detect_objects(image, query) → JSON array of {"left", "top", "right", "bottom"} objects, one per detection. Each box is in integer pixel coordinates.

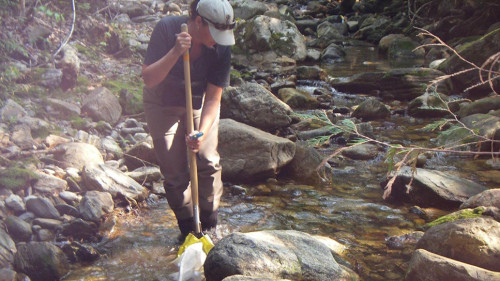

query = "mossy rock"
[
  {"left": 423, "top": 207, "right": 485, "bottom": 230},
  {"left": 103, "top": 78, "right": 143, "bottom": 115},
  {"left": 0, "top": 167, "right": 39, "bottom": 191}
]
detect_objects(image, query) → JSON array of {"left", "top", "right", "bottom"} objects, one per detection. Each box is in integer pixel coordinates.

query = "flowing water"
[{"left": 63, "top": 46, "right": 498, "bottom": 281}]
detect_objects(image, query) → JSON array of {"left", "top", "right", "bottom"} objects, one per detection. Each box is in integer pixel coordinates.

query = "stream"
[{"left": 63, "top": 45, "right": 497, "bottom": 281}]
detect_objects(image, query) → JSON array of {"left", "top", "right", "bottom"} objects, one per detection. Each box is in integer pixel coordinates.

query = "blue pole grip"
[{"left": 190, "top": 132, "right": 204, "bottom": 140}]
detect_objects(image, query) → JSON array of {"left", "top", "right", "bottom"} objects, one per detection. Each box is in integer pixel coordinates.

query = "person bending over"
[{"left": 141, "top": 0, "right": 235, "bottom": 240}]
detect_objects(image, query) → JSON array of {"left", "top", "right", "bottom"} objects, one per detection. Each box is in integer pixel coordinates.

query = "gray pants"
[{"left": 143, "top": 101, "right": 223, "bottom": 222}]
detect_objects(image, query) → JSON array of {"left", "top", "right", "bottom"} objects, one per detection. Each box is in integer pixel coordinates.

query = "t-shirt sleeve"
[
  {"left": 207, "top": 45, "right": 231, "bottom": 88},
  {"left": 144, "top": 19, "right": 173, "bottom": 66}
]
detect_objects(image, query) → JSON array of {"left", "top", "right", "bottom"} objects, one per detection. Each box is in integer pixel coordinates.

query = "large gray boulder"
[
  {"left": 81, "top": 87, "right": 122, "bottom": 125},
  {"left": 230, "top": 0, "right": 267, "bottom": 20},
  {"left": 52, "top": 142, "right": 104, "bottom": 170},
  {"left": 439, "top": 28, "right": 500, "bottom": 98},
  {"left": 437, "top": 114, "right": 500, "bottom": 152},
  {"left": 45, "top": 97, "right": 81, "bottom": 119},
  {"left": 314, "top": 21, "right": 346, "bottom": 48},
  {"left": 14, "top": 241, "right": 70, "bottom": 281},
  {"left": 385, "top": 167, "right": 488, "bottom": 208},
  {"left": 204, "top": 230, "right": 357, "bottom": 281},
  {"left": 461, "top": 188, "right": 500, "bottom": 209},
  {"left": 351, "top": 98, "right": 390, "bottom": 120},
  {"left": 277, "top": 88, "right": 319, "bottom": 109},
  {"left": 320, "top": 43, "right": 346, "bottom": 62},
  {"left": 405, "top": 249, "right": 500, "bottom": 281},
  {"left": 219, "top": 119, "right": 295, "bottom": 182},
  {"left": 386, "top": 36, "right": 425, "bottom": 59},
  {"left": 416, "top": 217, "right": 500, "bottom": 271},
  {"left": 78, "top": 190, "right": 114, "bottom": 222},
  {"left": 33, "top": 171, "right": 68, "bottom": 194},
  {"left": 235, "top": 15, "right": 307, "bottom": 61},
  {"left": 280, "top": 142, "right": 332, "bottom": 184},
  {"left": 457, "top": 96, "right": 500, "bottom": 118},
  {"left": 123, "top": 140, "right": 158, "bottom": 171},
  {"left": 82, "top": 163, "right": 148, "bottom": 201},
  {"left": 221, "top": 82, "right": 292, "bottom": 131},
  {"left": 353, "top": 15, "right": 391, "bottom": 43}
]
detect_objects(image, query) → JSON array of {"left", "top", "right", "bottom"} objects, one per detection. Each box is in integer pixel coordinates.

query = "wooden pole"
[{"left": 181, "top": 23, "right": 202, "bottom": 235}]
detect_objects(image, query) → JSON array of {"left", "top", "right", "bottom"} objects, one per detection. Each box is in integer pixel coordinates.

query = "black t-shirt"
[{"left": 144, "top": 16, "right": 231, "bottom": 109}]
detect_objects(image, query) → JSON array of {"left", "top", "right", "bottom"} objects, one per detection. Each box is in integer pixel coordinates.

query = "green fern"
[
  {"left": 306, "top": 125, "right": 344, "bottom": 147},
  {"left": 307, "top": 135, "right": 332, "bottom": 147},
  {"left": 385, "top": 144, "right": 403, "bottom": 173},
  {"left": 420, "top": 119, "right": 451, "bottom": 132},
  {"left": 346, "top": 137, "right": 369, "bottom": 146},
  {"left": 339, "top": 119, "right": 357, "bottom": 133}
]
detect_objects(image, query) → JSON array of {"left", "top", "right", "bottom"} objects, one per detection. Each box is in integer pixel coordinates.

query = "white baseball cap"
[{"left": 197, "top": 0, "right": 235, "bottom": 46}]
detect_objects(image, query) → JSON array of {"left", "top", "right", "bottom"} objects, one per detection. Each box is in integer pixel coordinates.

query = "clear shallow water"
[{"left": 63, "top": 46, "right": 498, "bottom": 281}]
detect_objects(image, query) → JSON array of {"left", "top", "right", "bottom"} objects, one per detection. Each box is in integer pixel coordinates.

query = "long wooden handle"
[{"left": 181, "top": 23, "right": 201, "bottom": 234}]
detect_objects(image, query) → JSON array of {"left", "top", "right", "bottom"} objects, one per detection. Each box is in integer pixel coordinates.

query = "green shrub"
[{"left": 0, "top": 167, "right": 39, "bottom": 191}]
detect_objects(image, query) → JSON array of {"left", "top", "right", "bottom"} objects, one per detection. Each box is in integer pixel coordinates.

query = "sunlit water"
[{"left": 63, "top": 46, "right": 498, "bottom": 281}]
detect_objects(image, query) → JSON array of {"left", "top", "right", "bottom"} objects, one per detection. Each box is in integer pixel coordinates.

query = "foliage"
[
  {"left": 0, "top": 167, "right": 39, "bottom": 191},
  {"left": 0, "top": 32, "right": 28, "bottom": 63},
  {"left": 0, "top": 0, "right": 19, "bottom": 17},
  {"left": 70, "top": 116, "right": 89, "bottom": 130},
  {"left": 36, "top": 4, "right": 65, "bottom": 22},
  {"left": 292, "top": 112, "right": 367, "bottom": 147},
  {"left": 103, "top": 76, "right": 144, "bottom": 115}
]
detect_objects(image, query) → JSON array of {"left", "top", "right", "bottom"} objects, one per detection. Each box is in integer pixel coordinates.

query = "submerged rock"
[
  {"left": 280, "top": 141, "right": 332, "bottom": 184},
  {"left": 341, "top": 143, "right": 380, "bottom": 160},
  {"left": 385, "top": 231, "right": 424, "bottom": 249},
  {"left": 331, "top": 68, "right": 449, "bottom": 101},
  {"left": 384, "top": 167, "right": 488, "bottom": 208},
  {"left": 351, "top": 98, "right": 390, "bottom": 120}
]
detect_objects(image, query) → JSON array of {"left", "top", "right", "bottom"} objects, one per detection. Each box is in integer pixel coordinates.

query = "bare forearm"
[
  {"left": 199, "top": 100, "right": 220, "bottom": 135},
  {"left": 199, "top": 84, "right": 223, "bottom": 135}
]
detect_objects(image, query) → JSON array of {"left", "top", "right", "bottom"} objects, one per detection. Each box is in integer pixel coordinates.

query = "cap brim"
[{"left": 208, "top": 24, "right": 235, "bottom": 46}]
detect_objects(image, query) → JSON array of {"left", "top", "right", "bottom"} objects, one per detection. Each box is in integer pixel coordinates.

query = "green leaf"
[
  {"left": 306, "top": 135, "right": 331, "bottom": 147},
  {"left": 340, "top": 119, "right": 357, "bottom": 132},
  {"left": 421, "top": 119, "right": 450, "bottom": 132},
  {"left": 347, "top": 138, "right": 369, "bottom": 146},
  {"left": 385, "top": 148, "right": 397, "bottom": 173}
]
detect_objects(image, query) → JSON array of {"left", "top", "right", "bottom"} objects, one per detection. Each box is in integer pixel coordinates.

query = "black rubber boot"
[
  {"left": 177, "top": 217, "right": 194, "bottom": 242},
  {"left": 200, "top": 210, "right": 218, "bottom": 232}
]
